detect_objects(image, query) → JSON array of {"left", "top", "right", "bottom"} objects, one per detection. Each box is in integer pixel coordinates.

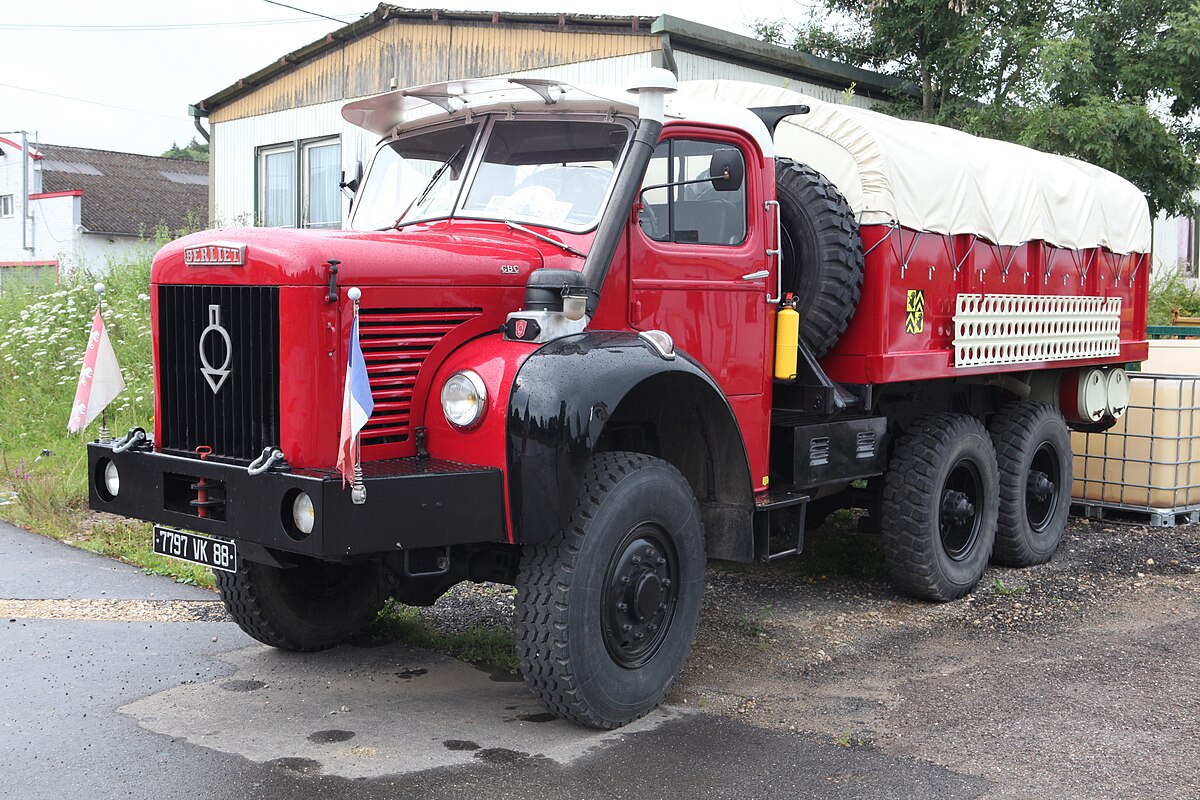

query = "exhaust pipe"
[{"left": 580, "top": 68, "right": 677, "bottom": 314}]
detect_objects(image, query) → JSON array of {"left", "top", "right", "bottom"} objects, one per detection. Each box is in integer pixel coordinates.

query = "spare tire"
[{"left": 775, "top": 159, "right": 864, "bottom": 357}]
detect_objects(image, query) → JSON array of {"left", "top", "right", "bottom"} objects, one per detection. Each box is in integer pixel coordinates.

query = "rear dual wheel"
[
  {"left": 882, "top": 414, "right": 999, "bottom": 602},
  {"left": 988, "top": 401, "right": 1072, "bottom": 567}
]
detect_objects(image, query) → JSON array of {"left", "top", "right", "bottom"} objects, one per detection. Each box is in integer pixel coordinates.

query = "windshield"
[
  {"left": 350, "top": 123, "right": 479, "bottom": 231},
  {"left": 350, "top": 116, "right": 631, "bottom": 232}
]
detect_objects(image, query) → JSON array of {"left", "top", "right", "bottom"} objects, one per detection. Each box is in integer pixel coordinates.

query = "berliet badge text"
[{"left": 184, "top": 243, "right": 247, "bottom": 267}]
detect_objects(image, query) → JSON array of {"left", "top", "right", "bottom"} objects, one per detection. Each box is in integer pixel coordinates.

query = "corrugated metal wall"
[{"left": 210, "top": 19, "right": 658, "bottom": 123}]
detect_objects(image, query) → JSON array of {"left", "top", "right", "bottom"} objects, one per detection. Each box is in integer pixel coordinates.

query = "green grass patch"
[
  {"left": 1148, "top": 270, "right": 1200, "bottom": 327},
  {"left": 363, "top": 600, "right": 519, "bottom": 673},
  {"left": 0, "top": 243, "right": 209, "bottom": 588}
]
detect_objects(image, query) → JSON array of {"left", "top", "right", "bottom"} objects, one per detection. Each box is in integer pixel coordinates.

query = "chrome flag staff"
[
  {"left": 337, "top": 287, "right": 374, "bottom": 504},
  {"left": 68, "top": 282, "right": 125, "bottom": 437}
]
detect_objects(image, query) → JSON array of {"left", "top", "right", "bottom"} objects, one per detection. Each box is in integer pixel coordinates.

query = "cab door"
[{"left": 628, "top": 130, "right": 772, "bottom": 399}]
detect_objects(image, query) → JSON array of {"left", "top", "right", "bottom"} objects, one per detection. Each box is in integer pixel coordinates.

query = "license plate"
[{"left": 153, "top": 526, "right": 237, "bottom": 572}]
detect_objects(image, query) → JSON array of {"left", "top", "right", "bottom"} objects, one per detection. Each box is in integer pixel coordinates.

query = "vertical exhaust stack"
[{"left": 580, "top": 68, "right": 678, "bottom": 313}]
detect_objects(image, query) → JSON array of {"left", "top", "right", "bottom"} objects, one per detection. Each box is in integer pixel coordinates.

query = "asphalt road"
[{"left": 0, "top": 521, "right": 983, "bottom": 800}]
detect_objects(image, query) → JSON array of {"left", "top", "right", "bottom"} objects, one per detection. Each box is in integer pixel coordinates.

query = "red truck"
[{"left": 88, "top": 70, "right": 1149, "bottom": 729}]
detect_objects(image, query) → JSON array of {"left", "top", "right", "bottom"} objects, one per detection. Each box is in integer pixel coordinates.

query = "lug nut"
[
  {"left": 656, "top": 557, "right": 666, "bottom": 565},
  {"left": 648, "top": 624, "right": 658, "bottom": 632},
  {"left": 662, "top": 578, "right": 671, "bottom": 587},
  {"left": 622, "top": 624, "right": 632, "bottom": 632},
  {"left": 632, "top": 556, "right": 642, "bottom": 565},
  {"left": 634, "top": 632, "right": 645, "bottom": 640},
  {"left": 616, "top": 602, "right": 628, "bottom": 611},
  {"left": 621, "top": 576, "right": 631, "bottom": 585}
]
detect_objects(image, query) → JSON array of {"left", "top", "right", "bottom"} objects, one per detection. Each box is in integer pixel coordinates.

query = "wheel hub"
[
  {"left": 939, "top": 459, "right": 983, "bottom": 561},
  {"left": 1026, "top": 443, "right": 1062, "bottom": 532},
  {"left": 603, "top": 529, "right": 677, "bottom": 668}
]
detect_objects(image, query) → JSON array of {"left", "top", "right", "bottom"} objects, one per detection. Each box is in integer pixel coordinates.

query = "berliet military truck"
[{"left": 88, "top": 70, "right": 1149, "bottom": 728}]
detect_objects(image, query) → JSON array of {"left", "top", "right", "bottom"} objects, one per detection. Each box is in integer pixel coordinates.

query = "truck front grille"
[
  {"left": 157, "top": 285, "right": 280, "bottom": 462},
  {"left": 358, "top": 307, "right": 481, "bottom": 446}
]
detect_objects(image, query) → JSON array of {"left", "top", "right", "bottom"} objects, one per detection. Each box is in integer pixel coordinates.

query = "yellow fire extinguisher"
[{"left": 774, "top": 293, "right": 800, "bottom": 381}]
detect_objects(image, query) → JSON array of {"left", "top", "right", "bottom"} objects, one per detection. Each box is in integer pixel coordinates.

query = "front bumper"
[{"left": 87, "top": 442, "right": 505, "bottom": 560}]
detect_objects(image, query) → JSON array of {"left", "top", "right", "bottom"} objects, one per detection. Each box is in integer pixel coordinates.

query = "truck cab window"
[
  {"left": 640, "top": 139, "right": 747, "bottom": 246},
  {"left": 460, "top": 119, "right": 629, "bottom": 229},
  {"left": 350, "top": 123, "right": 479, "bottom": 231}
]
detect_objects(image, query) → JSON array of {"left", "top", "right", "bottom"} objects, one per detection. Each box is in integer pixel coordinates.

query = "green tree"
[
  {"left": 161, "top": 137, "right": 209, "bottom": 162},
  {"left": 757, "top": 1, "right": 1200, "bottom": 216}
]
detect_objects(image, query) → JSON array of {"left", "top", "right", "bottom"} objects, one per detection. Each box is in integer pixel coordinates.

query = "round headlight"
[
  {"left": 441, "top": 370, "right": 487, "bottom": 429},
  {"left": 103, "top": 460, "right": 120, "bottom": 497},
  {"left": 291, "top": 492, "right": 315, "bottom": 535}
]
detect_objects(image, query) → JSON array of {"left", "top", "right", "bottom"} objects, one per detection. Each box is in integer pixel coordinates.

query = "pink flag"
[{"left": 68, "top": 308, "right": 125, "bottom": 433}]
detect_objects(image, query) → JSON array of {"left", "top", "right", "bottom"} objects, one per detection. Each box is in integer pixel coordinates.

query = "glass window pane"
[
  {"left": 460, "top": 119, "right": 629, "bottom": 229},
  {"left": 261, "top": 149, "right": 296, "bottom": 227},
  {"left": 305, "top": 142, "right": 341, "bottom": 229}
]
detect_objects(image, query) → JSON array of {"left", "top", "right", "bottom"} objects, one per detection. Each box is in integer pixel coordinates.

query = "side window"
[{"left": 640, "top": 139, "right": 747, "bottom": 246}]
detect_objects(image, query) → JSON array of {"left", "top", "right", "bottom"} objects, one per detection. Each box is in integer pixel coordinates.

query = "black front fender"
[{"left": 506, "top": 331, "right": 753, "bottom": 550}]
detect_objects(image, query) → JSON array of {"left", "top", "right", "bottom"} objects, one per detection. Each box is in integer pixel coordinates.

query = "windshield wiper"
[
  {"left": 505, "top": 221, "right": 588, "bottom": 258},
  {"left": 392, "top": 145, "right": 465, "bottom": 228}
]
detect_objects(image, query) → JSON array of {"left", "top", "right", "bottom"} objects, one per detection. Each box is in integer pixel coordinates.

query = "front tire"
[
  {"left": 515, "top": 452, "right": 706, "bottom": 729},
  {"left": 988, "top": 401, "right": 1072, "bottom": 567},
  {"left": 881, "top": 414, "right": 999, "bottom": 602},
  {"left": 217, "top": 555, "right": 385, "bottom": 651}
]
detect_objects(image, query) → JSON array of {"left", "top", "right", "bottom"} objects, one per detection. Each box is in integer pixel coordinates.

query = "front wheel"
[
  {"left": 515, "top": 452, "right": 706, "bottom": 729},
  {"left": 217, "top": 554, "right": 384, "bottom": 651}
]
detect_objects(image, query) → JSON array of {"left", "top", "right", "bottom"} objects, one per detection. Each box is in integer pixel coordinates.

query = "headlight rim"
[{"left": 441, "top": 369, "right": 488, "bottom": 430}]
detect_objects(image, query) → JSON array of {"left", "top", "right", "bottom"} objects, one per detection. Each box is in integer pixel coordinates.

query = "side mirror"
[
  {"left": 340, "top": 160, "right": 363, "bottom": 194},
  {"left": 709, "top": 149, "right": 744, "bottom": 192}
]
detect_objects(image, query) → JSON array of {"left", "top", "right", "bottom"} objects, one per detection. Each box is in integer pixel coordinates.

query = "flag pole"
[
  {"left": 94, "top": 282, "right": 109, "bottom": 441},
  {"left": 349, "top": 287, "right": 366, "bottom": 506}
]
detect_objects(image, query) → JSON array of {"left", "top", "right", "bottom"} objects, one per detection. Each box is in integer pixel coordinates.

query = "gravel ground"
[
  {"left": 14, "top": 512, "right": 1191, "bottom": 797},
  {"left": 397, "top": 512, "right": 1200, "bottom": 799}
]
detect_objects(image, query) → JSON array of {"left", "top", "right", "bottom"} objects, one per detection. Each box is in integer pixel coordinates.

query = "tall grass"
[{"left": 0, "top": 245, "right": 211, "bottom": 584}]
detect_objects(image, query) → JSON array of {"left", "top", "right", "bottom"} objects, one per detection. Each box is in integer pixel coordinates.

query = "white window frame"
[
  {"left": 257, "top": 144, "right": 298, "bottom": 228},
  {"left": 256, "top": 137, "right": 342, "bottom": 229},
  {"left": 0, "top": 195, "right": 13, "bottom": 219},
  {"left": 301, "top": 138, "right": 342, "bottom": 229}
]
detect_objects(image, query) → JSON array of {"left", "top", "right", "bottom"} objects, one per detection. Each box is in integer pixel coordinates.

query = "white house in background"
[
  {"left": 190, "top": 5, "right": 910, "bottom": 230},
  {"left": 0, "top": 136, "right": 208, "bottom": 287},
  {"left": 1152, "top": 206, "right": 1200, "bottom": 281}
]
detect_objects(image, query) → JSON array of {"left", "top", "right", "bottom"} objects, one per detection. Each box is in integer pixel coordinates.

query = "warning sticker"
[{"left": 905, "top": 289, "right": 924, "bottom": 334}]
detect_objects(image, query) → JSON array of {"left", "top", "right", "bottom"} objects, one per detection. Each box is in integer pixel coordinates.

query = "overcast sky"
[{"left": 1, "top": 1, "right": 800, "bottom": 156}]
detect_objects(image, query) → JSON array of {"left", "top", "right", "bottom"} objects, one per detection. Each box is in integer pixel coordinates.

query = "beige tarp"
[{"left": 677, "top": 81, "right": 1152, "bottom": 255}]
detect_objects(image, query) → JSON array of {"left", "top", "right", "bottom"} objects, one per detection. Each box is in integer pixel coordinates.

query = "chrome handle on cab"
[
  {"left": 741, "top": 269, "right": 769, "bottom": 281},
  {"left": 764, "top": 199, "right": 783, "bottom": 304}
]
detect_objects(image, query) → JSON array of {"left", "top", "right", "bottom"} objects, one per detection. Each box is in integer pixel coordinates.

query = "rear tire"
[
  {"left": 217, "top": 555, "right": 384, "bottom": 651},
  {"left": 775, "top": 160, "right": 864, "bottom": 357},
  {"left": 988, "top": 402, "right": 1072, "bottom": 567},
  {"left": 881, "top": 414, "right": 998, "bottom": 601},
  {"left": 515, "top": 452, "right": 705, "bottom": 729}
]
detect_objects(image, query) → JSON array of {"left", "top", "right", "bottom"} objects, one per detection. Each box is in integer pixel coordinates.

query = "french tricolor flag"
[{"left": 336, "top": 306, "right": 374, "bottom": 487}]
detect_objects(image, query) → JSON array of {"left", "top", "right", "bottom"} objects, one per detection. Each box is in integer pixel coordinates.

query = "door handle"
[{"left": 741, "top": 269, "right": 769, "bottom": 281}]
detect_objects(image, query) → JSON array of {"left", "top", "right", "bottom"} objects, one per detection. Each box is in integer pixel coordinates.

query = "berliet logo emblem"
[{"left": 198, "top": 304, "right": 232, "bottom": 394}]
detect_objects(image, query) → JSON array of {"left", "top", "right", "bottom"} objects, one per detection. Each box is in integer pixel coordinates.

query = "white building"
[
  {"left": 1152, "top": 208, "right": 1200, "bottom": 280},
  {"left": 192, "top": 6, "right": 909, "bottom": 229},
  {"left": 0, "top": 136, "right": 208, "bottom": 288}
]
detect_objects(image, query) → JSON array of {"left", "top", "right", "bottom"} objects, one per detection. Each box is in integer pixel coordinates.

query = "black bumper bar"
[{"left": 87, "top": 442, "right": 505, "bottom": 561}]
